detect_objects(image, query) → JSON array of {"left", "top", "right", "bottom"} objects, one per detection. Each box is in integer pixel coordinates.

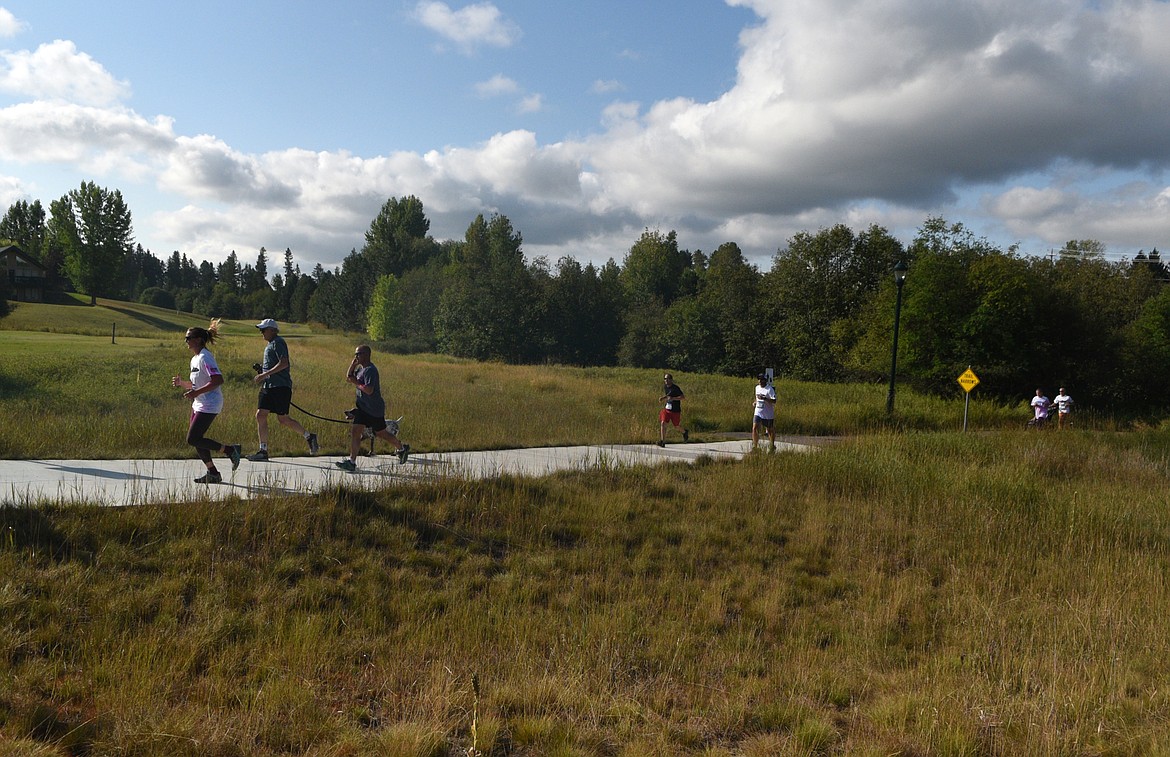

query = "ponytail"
[
  {"left": 204, "top": 318, "right": 221, "bottom": 345},
  {"left": 186, "top": 318, "right": 222, "bottom": 347}
]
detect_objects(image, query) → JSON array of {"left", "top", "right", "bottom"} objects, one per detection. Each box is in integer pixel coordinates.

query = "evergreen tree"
[
  {"left": 290, "top": 273, "right": 316, "bottom": 323},
  {"left": 362, "top": 195, "right": 437, "bottom": 277},
  {"left": 435, "top": 214, "right": 538, "bottom": 362},
  {"left": 620, "top": 228, "right": 691, "bottom": 307},
  {"left": 0, "top": 200, "right": 47, "bottom": 259},
  {"left": 216, "top": 251, "right": 241, "bottom": 293}
]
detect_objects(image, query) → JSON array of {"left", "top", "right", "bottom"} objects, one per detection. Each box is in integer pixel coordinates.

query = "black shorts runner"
[
  {"left": 349, "top": 407, "right": 388, "bottom": 433},
  {"left": 258, "top": 386, "right": 293, "bottom": 415}
]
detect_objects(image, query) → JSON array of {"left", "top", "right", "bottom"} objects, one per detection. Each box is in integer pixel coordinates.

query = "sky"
[{"left": 1, "top": 0, "right": 1169, "bottom": 275}]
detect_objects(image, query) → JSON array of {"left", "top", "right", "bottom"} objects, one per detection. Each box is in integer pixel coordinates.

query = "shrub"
[{"left": 138, "top": 286, "right": 176, "bottom": 309}]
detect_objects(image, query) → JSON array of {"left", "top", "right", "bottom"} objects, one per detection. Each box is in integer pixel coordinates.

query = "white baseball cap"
[{"left": 255, "top": 318, "right": 279, "bottom": 331}]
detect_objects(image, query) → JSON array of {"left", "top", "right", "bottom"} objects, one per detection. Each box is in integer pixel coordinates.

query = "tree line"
[{"left": 3, "top": 183, "right": 1170, "bottom": 413}]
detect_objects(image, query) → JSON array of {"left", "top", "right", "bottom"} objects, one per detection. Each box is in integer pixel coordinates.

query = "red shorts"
[{"left": 659, "top": 409, "right": 681, "bottom": 426}]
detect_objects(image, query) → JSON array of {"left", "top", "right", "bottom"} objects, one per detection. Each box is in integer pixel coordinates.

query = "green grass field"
[
  {"left": 3, "top": 297, "right": 1157, "bottom": 755},
  {"left": 1, "top": 297, "right": 1027, "bottom": 460}
]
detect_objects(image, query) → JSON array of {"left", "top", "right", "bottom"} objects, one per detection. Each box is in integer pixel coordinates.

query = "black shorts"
[
  {"left": 258, "top": 386, "right": 292, "bottom": 415},
  {"left": 349, "top": 407, "right": 387, "bottom": 433},
  {"left": 753, "top": 415, "right": 774, "bottom": 429}
]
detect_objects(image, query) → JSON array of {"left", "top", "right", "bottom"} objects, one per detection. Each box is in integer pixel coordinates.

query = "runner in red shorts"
[{"left": 657, "top": 373, "right": 688, "bottom": 447}]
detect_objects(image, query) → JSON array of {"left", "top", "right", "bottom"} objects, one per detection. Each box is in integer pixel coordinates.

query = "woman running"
[{"left": 172, "top": 318, "right": 242, "bottom": 483}]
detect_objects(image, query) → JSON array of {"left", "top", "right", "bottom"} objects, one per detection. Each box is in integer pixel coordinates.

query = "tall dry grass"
[{"left": 3, "top": 431, "right": 1170, "bottom": 753}]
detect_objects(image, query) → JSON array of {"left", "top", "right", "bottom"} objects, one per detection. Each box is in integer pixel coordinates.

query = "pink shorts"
[{"left": 659, "top": 409, "right": 681, "bottom": 426}]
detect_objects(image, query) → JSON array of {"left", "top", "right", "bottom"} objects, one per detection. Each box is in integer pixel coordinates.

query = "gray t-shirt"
[
  {"left": 262, "top": 336, "right": 293, "bottom": 389},
  {"left": 355, "top": 363, "right": 385, "bottom": 417}
]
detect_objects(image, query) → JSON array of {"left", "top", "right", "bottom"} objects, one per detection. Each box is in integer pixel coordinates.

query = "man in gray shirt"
[
  {"left": 247, "top": 319, "right": 319, "bottom": 460},
  {"left": 335, "top": 344, "right": 410, "bottom": 471}
]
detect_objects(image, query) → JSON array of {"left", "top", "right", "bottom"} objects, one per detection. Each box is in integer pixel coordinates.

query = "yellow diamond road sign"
[{"left": 957, "top": 368, "right": 980, "bottom": 393}]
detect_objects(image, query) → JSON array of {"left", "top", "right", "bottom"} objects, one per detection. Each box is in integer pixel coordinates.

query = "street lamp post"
[{"left": 886, "top": 261, "right": 908, "bottom": 415}]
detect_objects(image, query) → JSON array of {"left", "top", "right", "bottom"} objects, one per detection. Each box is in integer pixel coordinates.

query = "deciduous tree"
[{"left": 48, "top": 182, "right": 134, "bottom": 305}]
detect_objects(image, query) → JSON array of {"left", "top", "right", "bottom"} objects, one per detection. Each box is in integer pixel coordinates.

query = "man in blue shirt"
[
  {"left": 246, "top": 319, "right": 318, "bottom": 460},
  {"left": 336, "top": 344, "right": 410, "bottom": 471}
]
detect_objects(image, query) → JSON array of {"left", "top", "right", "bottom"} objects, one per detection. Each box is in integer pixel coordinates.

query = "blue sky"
[{"left": 1, "top": 1, "right": 1169, "bottom": 273}]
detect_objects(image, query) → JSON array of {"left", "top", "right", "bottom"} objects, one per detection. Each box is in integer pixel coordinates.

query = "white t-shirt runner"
[
  {"left": 754, "top": 383, "right": 777, "bottom": 420},
  {"left": 189, "top": 348, "right": 224, "bottom": 414}
]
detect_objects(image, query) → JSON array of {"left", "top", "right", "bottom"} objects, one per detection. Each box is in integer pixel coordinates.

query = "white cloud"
[
  {"left": 987, "top": 180, "right": 1170, "bottom": 252},
  {"left": 0, "top": 40, "right": 130, "bottom": 106},
  {"left": 159, "top": 135, "right": 299, "bottom": 206},
  {"left": 413, "top": 1, "right": 520, "bottom": 51},
  {"left": 569, "top": 0, "right": 1170, "bottom": 250},
  {"left": 517, "top": 93, "right": 543, "bottom": 114},
  {"left": 475, "top": 74, "right": 519, "bottom": 98},
  {"left": 0, "top": 101, "right": 173, "bottom": 168},
  {"left": 0, "top": 7, "right": 25, "bottom": 38},
  {"left": 7, "top": 0, "right": 1170, "bottom": 268},
  {"left": 591, "top": 79, "right": 624, "bottom": 95},
  {"left": 0, "top": 173, "right": 27, "bottom": 207}
]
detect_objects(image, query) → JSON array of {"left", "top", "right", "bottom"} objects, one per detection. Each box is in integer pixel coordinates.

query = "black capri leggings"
[{"left": 187, "top": 411, "right": 223, "bottom": 463}]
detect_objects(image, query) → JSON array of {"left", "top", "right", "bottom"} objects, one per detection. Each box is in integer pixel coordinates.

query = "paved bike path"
[{"left": 0, "top": 440, "right": 815, "bottom": 507}]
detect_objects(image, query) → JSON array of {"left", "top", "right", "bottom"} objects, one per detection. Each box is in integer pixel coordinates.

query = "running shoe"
[
  {"left": 246, "top": 450, "right": 269, "bottom": 462},
  {"left": 682, "top": 429, "right": 689, "bottom": 442},
  {"left": 194, "top": 471, "right": 222, "bottom": 484},
  {"left": 335, "top": 459, "right": 357, "bottom": 472},
  {"left": 656, "top": 440, "right": 666, "bottom": 448},
  {"left": 307, "top": 433, "right": 319, "bottom": 455},
  {"left": 397, "top": 444, "right": 411, "bottom": 464},
  {"left": 228, "top": 444, "right": 242, "bottom": 470}
]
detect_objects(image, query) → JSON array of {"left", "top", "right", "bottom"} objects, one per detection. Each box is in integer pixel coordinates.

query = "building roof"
[{"left": 0, "top": 244, "right": 47, "bottom": 271}]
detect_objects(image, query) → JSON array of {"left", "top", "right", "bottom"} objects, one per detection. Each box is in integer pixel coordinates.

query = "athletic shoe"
[
  {"left": 656, "top": 440, "right": 666, "bottom": 448},
  {"left": 397, "top": 444, "right": 411, "bottom": 464},
  {"left": 228, "top": 444, "right": 242, "bottom": 470},
  {"left": 335, "top": 459, "right": 357, "bottom": 472},
  {"left": 307, "top": 433, "right": 319, "bottom": 456},
  {"left": 246, "top": 450, "right": 269, "bottom": 462},
  {"left": 194, "top": 471, "right": 222, "bottom": 484},
  {"left": 682, "top": 429, "right": 689, "bottom": 442}
]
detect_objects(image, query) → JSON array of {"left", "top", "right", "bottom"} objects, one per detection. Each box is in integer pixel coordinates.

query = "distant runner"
[
  {"left": 172, "top": 318, "right": 241, "bottom": 483},
  {"left": 752, "top": 372, "right": 777, "bottom": 451},
  {"left": 335, "top": 345, "right": 410, "bottom": 472},
  {"left": 657, "top": 373, "right": 688, "bottom": 447},
  {"left": 1028, "top": 388, "right": 1052, "bottom": 429},
  {"left": 1053, "top": 387, "right": 1074, "bottom": 429}
]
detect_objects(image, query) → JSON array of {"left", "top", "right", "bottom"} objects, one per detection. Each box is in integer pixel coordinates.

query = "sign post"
[{"left": 957, "top": 367, "right": 979, "bottom": 432}]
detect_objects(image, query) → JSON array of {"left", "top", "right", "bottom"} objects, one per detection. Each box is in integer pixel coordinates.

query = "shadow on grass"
[
  {"left": 101, "top": 302, "right": 186, "bottom": 331},
  {"left": 42, "top": 290, "right": 89, "bottom": 306},
  {"left": 0, "top": 506, "right": 73, "bottom": 560}
]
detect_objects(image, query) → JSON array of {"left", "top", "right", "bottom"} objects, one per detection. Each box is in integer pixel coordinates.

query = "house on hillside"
[{"left": 2, "top": 245, "right": 48, "bottom": 302}]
